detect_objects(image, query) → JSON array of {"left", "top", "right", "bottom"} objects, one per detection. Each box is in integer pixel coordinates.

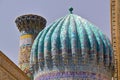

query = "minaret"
[
  {"left": 111, "top": 0, "right": 120, "bottom": 80},
  {"left": 15, "top": 14, "right": 46, "bottom": 77}
]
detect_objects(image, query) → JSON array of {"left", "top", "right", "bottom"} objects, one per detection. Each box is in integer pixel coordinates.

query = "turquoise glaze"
[{"left": 30, "top": 14, "right": 113, "bottom": 80}]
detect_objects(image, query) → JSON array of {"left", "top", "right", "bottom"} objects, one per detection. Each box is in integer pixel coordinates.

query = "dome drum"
[{"left": 34, "top": 64, "right": 112, "bottom": 80}]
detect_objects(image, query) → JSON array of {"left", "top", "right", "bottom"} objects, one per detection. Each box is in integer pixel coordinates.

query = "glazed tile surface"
[{"left": 30, "top": 14, "right": 114, "bottom": 80}]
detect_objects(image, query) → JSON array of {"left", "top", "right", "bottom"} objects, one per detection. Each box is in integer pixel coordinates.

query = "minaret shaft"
[
  {"left": 15, "top": 14, "right": 46, "bottom": 78},
  {"left": 19, "top": 33, "right": 34, "bottom": 77}
]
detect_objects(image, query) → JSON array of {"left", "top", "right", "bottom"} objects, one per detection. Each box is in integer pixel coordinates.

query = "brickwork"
[{"left": 0, "top": 51, "right": 30, "bottom": 80}]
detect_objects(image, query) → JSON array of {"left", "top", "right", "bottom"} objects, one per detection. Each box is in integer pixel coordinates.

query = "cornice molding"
[{"left": 0, "top": 51, "right": 30, "bottom": 80}]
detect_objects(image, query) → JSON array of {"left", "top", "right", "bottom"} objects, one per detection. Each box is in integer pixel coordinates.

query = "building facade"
[
  {"left": 111, "top": 0, "right": 120, "bottom": 80},
  {"left": 0, "top": 51, "right": 30, "bottom": 80}
]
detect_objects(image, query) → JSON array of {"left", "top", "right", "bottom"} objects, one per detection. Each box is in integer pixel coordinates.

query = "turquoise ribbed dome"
[{"left": 30, "top": 14, "right": 113, "bottom": 80}]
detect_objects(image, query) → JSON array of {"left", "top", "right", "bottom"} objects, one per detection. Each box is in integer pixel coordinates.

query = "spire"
[{"left": 69, "top": 7, "right": 73, "bottom": 14}]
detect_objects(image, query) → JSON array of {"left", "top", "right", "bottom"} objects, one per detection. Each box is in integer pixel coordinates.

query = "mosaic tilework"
[
  {"left": 20, "top": 34, "right": 33, "bottom": 47},
  {"left": 15, "top": 14, "right": 46, "bottom": 78},
  {"left": 30, "top": 14, "right": 114, "bottom": 80},
  {"left": 33, "top": 62, "right": 112, "bottom": 80},
  {"left": 35, "top": 71, "right": 110, "bottom": 80},
  {"left": 19, "top": 45, "right": 32, "bottom": 77},
  {"left": 19, "top": 34, "right": 34, "bottom": 78},
  {"left": 15, "top": 14, "right": 46, "bottom": 33}
]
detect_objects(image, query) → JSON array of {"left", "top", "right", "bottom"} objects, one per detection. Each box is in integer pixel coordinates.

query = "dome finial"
[{"left": 69, "top": 7, "right": 73, "bottom": 14}]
